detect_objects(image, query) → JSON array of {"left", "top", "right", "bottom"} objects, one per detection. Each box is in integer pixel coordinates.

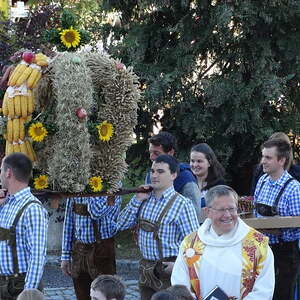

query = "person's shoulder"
[
  {"left": 257, "top": 173, "right": 268, "bottom": 184},
  {"left": 24, "top": 196, "right": 47, "bottom": 213},
  {"left": 178, "top": 163, "right": 195, "bottom": 179}
]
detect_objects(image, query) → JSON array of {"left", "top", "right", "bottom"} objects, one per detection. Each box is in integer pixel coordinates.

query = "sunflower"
[
  {"left": 28, "top": 122, "right": 48, "bottom": 142},
  {"left": 34, "top": 175, "right": 49, "bottom": 190},
  {"left": 89, "top": 176, "right": 103, "bottom": 192},
  {"left": 96, "top": 121, "right": 114, "bottom": 141},
  {"left": 60, "top": 27, "right": 81, "bottom": 48}
]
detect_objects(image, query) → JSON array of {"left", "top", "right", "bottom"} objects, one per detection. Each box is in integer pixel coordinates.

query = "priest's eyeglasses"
[{"left": 209, "top": 207, "right": 238, "bottom": 214}]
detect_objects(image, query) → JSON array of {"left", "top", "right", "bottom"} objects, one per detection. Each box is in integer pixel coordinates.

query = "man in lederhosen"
[
  {"left": 0, "top": 153, "right": 48, "bottom": 300},
  {"left": 115, "top": 154, "right": 199, "bottom": 300},
  {"left": 60, "top": 193, "right": 122, "bottom": 300}
]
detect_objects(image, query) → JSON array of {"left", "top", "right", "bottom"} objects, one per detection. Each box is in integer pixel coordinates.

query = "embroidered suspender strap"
[
  {"left": 73, "top": 203, "right": 89, "bottom": 216},
  {"left": 9, "top": 200, "right": 41, "bottom": 274}
]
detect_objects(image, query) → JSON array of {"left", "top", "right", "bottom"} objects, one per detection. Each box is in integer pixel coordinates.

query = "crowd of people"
[{"left": 0, "top": 130, "right": 298, "bottom": 300}]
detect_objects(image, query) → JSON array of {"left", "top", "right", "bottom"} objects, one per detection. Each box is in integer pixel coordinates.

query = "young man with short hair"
[
  {"left": 116, "top": 154, "right": 199, "bottom": 300},
  {"left": 146, "top": 131, "right": 201, "bottom": 219},
  {"left": 254, "top": 138, "right": 300, "bottom": 300}
]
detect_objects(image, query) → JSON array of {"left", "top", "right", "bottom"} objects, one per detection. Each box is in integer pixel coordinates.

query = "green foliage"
[{"left": 92, "top": 0, "right": 300, "bottom": 194}]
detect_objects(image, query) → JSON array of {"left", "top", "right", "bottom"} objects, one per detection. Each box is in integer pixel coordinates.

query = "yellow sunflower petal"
[
  {"left": 34, "top": 175, "right": 49, "bottom": 190},
  {"left": 28, "top": 122, "right": 48, "bottom": 142},
  {"left": 89, "top": 176, "right": 103, "bottom": 192},
  {"left": 60, "top": 27, "right": 81, "bottom": 48},
  {"left": 96, "top": 121, "right": 114, "bottom": 142}
]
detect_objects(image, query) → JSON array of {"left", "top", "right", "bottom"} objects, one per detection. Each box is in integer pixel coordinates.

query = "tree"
[{"left": 92, "top": 0, "right": 300, "bottom": 193}]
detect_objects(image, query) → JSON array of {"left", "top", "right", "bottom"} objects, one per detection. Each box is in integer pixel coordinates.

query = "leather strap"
[
  {"left": 72, "top": 200, "right": 102, "bottom": 241},
  {"left": 256, "top": 177, "right": 294, "bottom": 214},
  {"left": 9, "top": 200, "right": 41, "bottom": 274},
  {"left": 138, "top": 192, "right": 179, "bottom": 259}
]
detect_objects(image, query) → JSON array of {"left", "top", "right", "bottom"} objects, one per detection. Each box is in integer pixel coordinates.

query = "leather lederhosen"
[
  {"left": 71, "top": 199, "right": 116, "bottom": 280},
  {"left": 137, "top": 193, "right": 178, "bottom": 292}
]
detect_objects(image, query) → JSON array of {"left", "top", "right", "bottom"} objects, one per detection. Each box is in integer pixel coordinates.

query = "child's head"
[
  {"left": 17, "top": 289, "right": 44, "bottom": 300},
  {"left": 167, "top": 285, "right": 194, "bottom": 300},
  {"left": 90, "top": 275, "right": 126, "bottom": 300},
  {"left": 151, "top": 290, "right": 175, "bottom": 300}
]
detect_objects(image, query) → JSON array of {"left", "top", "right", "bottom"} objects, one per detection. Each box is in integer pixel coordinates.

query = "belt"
[
  {"left": 0, "top": 273, "right": 26, "bottom": 281},
  {"left": 74, "top": 240, "right": 96, "bottom": 251}
]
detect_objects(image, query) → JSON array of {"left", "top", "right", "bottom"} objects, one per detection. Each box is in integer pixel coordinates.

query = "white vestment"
[{"left": 171, "top": 218, "right": 275, "bottom": 300}]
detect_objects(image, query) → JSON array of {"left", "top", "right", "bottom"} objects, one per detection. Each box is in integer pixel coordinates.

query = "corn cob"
[
  {"left": 36, "top": 60, "right": 48, "bottom": 67},
  {"left": 7, "top": 96, "right": 15, "bottom": 118},
  {"left": 20, "top": 95, "right": 28, "bottom": 118},
  {"left": 13, "top": 142, "right": 21, "bottom": 153},
  {"left": 19, "top": 140, "right": 28, "bottom": 157},
  {"left": 2, "top": 92, "right": 9, "bottom": 116},
  {"left": 5, "top": 141, "right": 8, "bottom": 155},
  {"left": 7, "top": 119, "right": 13, "bottom": 142},
  {"left": 25, "top": 140, "right": 36, "bottom": 161},
  {"left": 8, "top": 63, "right": 28, "bottom": 86},
  {"left": 27, "top": 90, "right": 35, "bottom": 114},
  {"left": 15, "top": 65, "right": 33, "bottom": 86},
  {"left": 31, "top": 71, "right": 42, "bottom": 88},
  {"left": 27, "top": 67, "right": 41, "bottom": 89},
  {"left": 19, "top": 118, "right": 25, "bottom": 140},
  {"left": 13, "top": 95, "right": 21, "bottom": 116},
  {"left": 12, "top": 118, "right": 19, "bottom": 142},
  {"left": 6, "top": 142, "right": 13, "bottom": 156}
]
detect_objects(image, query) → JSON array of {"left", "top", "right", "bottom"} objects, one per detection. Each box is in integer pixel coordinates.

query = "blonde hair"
[{"left": 268, "top": 132, "right": 293, "bottom": 169}]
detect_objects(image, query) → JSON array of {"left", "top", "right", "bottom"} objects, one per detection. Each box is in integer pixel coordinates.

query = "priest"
[{"left": 171, "top": 185, "right": 275, "bottom": 300}]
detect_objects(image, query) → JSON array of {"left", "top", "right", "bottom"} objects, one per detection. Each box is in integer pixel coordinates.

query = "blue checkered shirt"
[
  {"left": 0, "top": 187, "right": 48, "bottom": 288},
  {"left": 115, "top": 186, "right": 199, "bottom": 260},
  {"left": 254, "top": 171, "right": 300, "bottom": 244},
  {"left": 61, "top": 196, "right": 122, "bottom": 261}
]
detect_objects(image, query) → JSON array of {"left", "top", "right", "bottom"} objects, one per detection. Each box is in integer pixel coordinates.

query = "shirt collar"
[
  {"left": 7, "top": 187, "right": 31, "bottom": 204},
  {"left": 152, "top": 185, "right": 175, "bottom": 201},
  {"left": 266, "top": 170, "right": 290, "bottom": 186}
]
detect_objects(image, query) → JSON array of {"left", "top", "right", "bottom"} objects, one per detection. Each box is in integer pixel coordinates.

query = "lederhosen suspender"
[
  {"left": 138, "top": 192, "right": 179, "bottom": 259},
  {"left": 256, "top": 177, "right": 294, "bottom": 213},
  {"left": 0, "top": 200, "right": 41, "bottom": 275},
  {"left": 72, "top": 196, "right": 116, "bottom": 242}
]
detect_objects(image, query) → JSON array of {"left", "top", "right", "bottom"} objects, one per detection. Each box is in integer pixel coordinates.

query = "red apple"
[
  {"left": 116, "top": 63, "right": 124, "bottom": 70},
  {"left": 76, "top": 108, "right": 87, "bottom": 120},
  {"left": 22, "top": 51, "right": 35, "bottom": 64}
]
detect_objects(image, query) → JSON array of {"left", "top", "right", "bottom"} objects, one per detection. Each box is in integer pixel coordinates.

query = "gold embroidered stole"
[{"left": 182, "top": 228, "right": 269, "bottom": 300}]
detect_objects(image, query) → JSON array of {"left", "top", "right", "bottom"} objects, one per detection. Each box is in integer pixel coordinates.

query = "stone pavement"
[
  {"left": 43, "top": 256, "right": 140, "bottom": 299},
  {"left": 44, "top": 279, "right": 139, "bottom": 300}
]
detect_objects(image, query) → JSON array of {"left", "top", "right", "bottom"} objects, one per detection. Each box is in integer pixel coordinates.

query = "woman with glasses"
[
  {"left": 190, "top": 143, "right": 225, "bottom": 222},
  {"left": 171, "top": 185, "right": 275, "bottom": 300}
]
